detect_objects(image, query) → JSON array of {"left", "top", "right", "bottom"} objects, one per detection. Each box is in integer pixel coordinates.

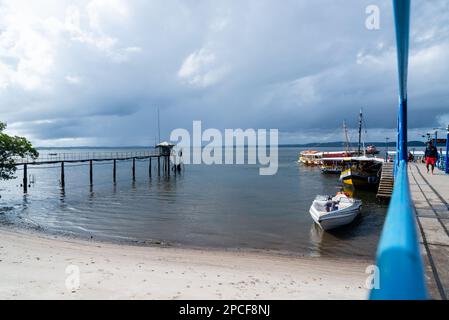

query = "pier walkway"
[
  {"left": 13, "top": 151, "right": 160, "bottom": 165},
  {"left": 409, "top": 163, "right": 449, "bottom": 300}
]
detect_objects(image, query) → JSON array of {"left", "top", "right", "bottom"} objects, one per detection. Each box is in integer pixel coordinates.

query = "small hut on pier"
[{"left": 156, "top": 141, "right": 175, "bottom": 156}]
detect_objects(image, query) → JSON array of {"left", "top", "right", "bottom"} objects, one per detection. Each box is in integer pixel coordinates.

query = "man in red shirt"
[{"left": 425, "top": 141, "right": 439, "bottom": 175}]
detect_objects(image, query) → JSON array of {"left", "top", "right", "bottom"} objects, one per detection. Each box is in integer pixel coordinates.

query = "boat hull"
[
  {"left": 309, "top": 200, "right": 362, "bottom": 231},
  {"left": 340, "top": 168, "right": 353, "bottom": 185},
  {"left": 339, "top": 164, "right": 382, "bottom": 190},
  {"left": 321, "top": 168, "right": 342, "bottom": 174}
]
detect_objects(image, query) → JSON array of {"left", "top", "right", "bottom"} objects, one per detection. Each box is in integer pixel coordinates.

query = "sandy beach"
[{"left": 0, "top": 227, "right": 371, "bottom": 299}]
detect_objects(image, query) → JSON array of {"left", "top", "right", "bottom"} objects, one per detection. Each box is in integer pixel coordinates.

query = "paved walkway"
[{"left": 408, "top": 163, "right": 449, "bottom": 300}]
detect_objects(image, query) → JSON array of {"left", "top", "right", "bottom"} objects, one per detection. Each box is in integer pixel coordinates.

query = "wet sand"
[{"left": 0, "top": 227, "right": 371, "bottom": 299}]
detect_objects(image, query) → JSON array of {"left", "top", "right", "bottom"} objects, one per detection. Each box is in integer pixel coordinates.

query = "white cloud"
[
  {"left": 65, "top": 75, "right": 82, "bottom": 85},
  {"left": 0, "top": 2, "right": 58, "bottom": 91},
  {"left": 86, "top": 0, "right": 129, "bottom": 32},
  {"left": 178, "top": 48, "right": 229, "bottom": 88},
  {"left": 64, "top": 4, "right": 121, "bottom": 57}
]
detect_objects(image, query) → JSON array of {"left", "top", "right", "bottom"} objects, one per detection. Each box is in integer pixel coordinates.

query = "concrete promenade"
[{"left": 409, "top": 163, "right": 449, "bottom": 300}]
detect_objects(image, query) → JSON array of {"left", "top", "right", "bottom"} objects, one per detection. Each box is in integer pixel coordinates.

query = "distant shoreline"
[{"left": 35, "top": 141, "right": 426, "bottom": 150}]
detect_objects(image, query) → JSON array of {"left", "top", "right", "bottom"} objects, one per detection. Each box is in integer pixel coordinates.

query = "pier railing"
[
  {"left": 13, "top": 151, "right": 160, "bottom": 165},
  {"left": 370, "top": 0, "right": 428, "bottom": 299},
  {"left": 370, "top": 161, "right": 427, "bottom": 299}
]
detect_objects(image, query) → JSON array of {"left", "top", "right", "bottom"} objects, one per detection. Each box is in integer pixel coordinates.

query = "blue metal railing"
[
  {"left": 370, "top": 0, "right": 428, "bottom": 299},
  {"left": 370, "top": 161, "right": 427, "bottom": 299}
]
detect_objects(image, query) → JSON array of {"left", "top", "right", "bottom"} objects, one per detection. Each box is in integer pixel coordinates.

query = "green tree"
[{"left": 0, "top": 121, "right": 39, "bottom": 180}]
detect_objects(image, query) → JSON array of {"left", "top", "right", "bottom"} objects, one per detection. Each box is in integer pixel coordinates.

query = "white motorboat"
[{"left": 309, "top": 193, "right": 362, "bottom": 231}]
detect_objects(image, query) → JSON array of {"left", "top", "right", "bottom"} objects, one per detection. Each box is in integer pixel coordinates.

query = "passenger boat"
[
  {"left": 321, "top": 157, "right": 350, "bottom": 174},
  {"left": 319, "top": 121, "right": 358, "bottom": 173},
  {"left": 339, "top": 157, "right": 384, "bottom": 190},
  {"left": 309, "top": 193, "right": 362, "bottom": 230},
  {"left": 298, "top": 150, "right": 322, "bottom": 166},
  {"left": 320, "top": 149, "right": 358, "bottom": 174}
]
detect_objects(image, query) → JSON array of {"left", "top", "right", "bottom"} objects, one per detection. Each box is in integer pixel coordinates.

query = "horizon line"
[{"left": 35, "top": 141, "right": 427, "bottom": 149}]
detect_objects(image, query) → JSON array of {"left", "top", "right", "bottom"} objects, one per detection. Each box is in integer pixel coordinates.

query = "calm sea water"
[{"left": 0, "top": 147, "right": 388, "bottom": 258}]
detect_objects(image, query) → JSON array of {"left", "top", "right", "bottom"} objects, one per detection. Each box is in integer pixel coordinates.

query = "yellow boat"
[{"left": 339, "top": 157, "right": 384, "bottom": 190}]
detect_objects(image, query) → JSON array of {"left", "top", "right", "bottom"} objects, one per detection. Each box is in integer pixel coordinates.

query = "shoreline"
[
  {"left": 0, "top": 222, "right": 375, "bottom": 260},
  {"left": 0, "top": 226, "right": 371, "bottom": 299}
]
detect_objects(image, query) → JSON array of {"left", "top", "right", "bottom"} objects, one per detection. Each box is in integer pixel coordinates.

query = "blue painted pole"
[
  {"left": 398, "top": 99, "right": 408, "bottom": 162},
  {"left": 394, "top": 0, "right": 410, "bottom": 164},
  {"left": 444, "top": 126, "right": 449, "bottom": 173}
]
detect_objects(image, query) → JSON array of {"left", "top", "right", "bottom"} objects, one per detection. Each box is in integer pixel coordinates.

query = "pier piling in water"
[
  {"left": 89, "top": 160, "right": 93, "bottom": 186},
  {"left": 113, "top": 160, "right": 117, "bottom": 184},
  {"left": 23, "top": 164, "right": 28, "bottom": 193},
  {"left": 132, "top": 158, "right": 136, "bottom": 181},
  {"left": 61, "top": 162, "right": 65, "bottom": 188}
]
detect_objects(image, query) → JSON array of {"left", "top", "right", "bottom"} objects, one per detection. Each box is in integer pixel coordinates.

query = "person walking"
[{"left": 425, "top": 141, "right": 439, "bottom": 174}]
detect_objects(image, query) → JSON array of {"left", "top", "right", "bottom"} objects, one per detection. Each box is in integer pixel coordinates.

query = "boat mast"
[
  {"left": 343, "top": 120, "right": 351, "bottom": 153},
  {"left": 358, "top": 108, "right": 363, "bottom": 155}
]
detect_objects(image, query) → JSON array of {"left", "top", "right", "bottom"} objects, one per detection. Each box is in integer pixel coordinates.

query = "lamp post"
[
  {"left": 431, "top": 127, "right": 449, "bottom": 172},
  {"left": 433, "top": 129, "right": 440, "bottom": 168},
  {"left": 385, "top": 137, "right": 390, "bottom": 161},
  {"left": 424, "top": 132, "right": 431, "bottom": 145}
]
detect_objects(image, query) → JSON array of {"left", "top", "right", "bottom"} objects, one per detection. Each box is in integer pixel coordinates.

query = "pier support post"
[
  {"left": 167, "top": 156, "right": 170, "bottom": 177},
  {"left": 61, "top": 162, "right": 65, "bottom": 188},
  {"left": 89, "top": 160, "right": 93, "bottom": 186},
  {"left": 158, "top": 156, "right": 161, "bottom": 177},
  {"left": 149, "top": 157, "right": 152, "bottom": 178},
  {"left": 132, "top": 157, "right": 136, "bottom": 181},
  {"left": 113, "top": 160, "right": 117, "bottom": 184},
  {"left": 23, "top": 164, "right": 28, "bottom": 193}
]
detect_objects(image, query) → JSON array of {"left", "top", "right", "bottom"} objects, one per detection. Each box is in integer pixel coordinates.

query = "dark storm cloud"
[{"left": 0, "top": 0, "right": 448, "bottom": 145}]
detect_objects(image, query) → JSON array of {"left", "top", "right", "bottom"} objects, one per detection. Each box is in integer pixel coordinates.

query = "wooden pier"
[
  {"left": 409, "top": 163, "right": 449, "bottom": 300},
  {"left": 15, "top": 150, "right": 176, "bottom": 193}
]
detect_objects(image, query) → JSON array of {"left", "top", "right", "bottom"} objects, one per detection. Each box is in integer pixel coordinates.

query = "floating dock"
[{"left": 409, "top": 163, "right": 449, "bottom": 300}]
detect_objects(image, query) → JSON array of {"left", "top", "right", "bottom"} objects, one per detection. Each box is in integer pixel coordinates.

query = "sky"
[{"left": 0, "top": 0, "right": 448, "bottom": 147}]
